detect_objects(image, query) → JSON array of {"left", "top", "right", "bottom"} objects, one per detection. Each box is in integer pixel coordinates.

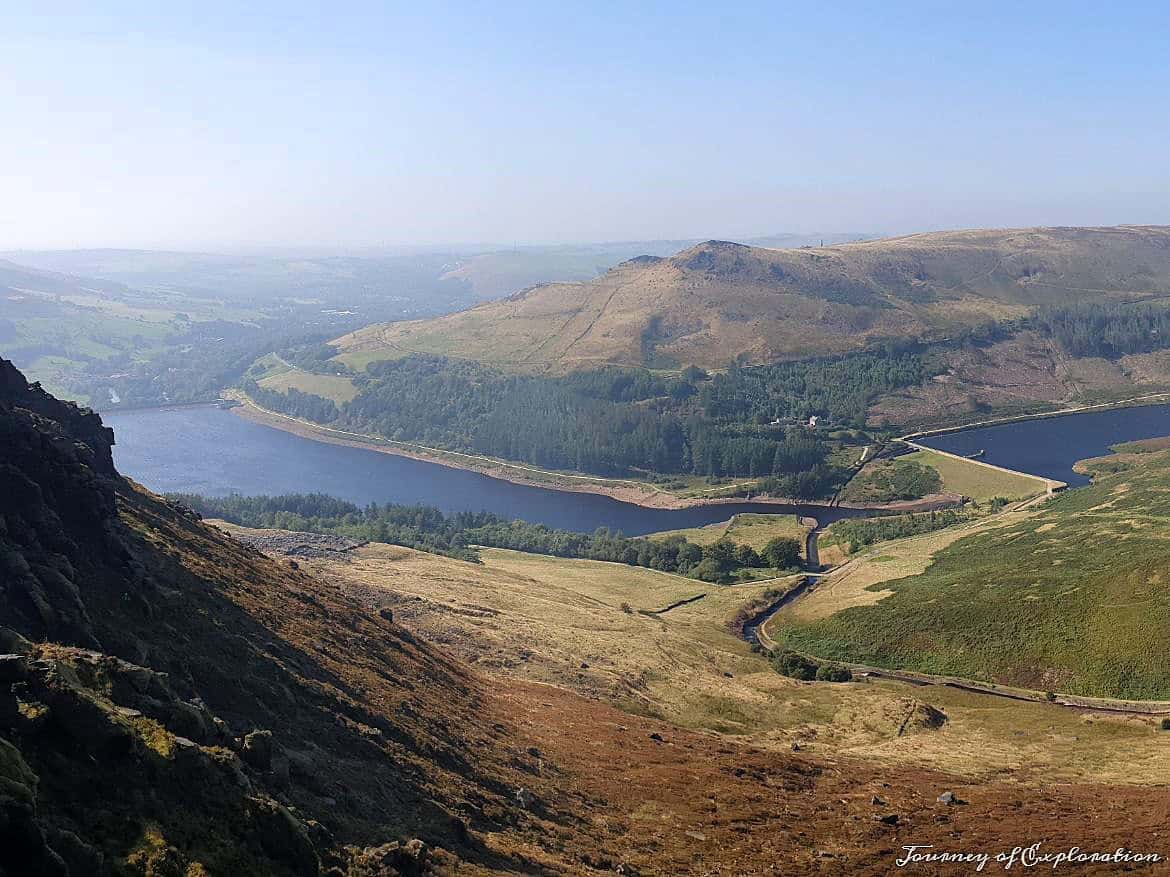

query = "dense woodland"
[
  {"left": 699, "top": 345, "right": 928, "bottom": 427},
  {"left": 1036, "top": 301, "right": 1170, "bottom": 359},
  {"left": 173, "top": 492, "right": 804, "bottom": 582},
  {"left": 243, "top": 307, "right": 1170, "bottom": 493},
  {"left": 244, "top": 350, "right": 936, "bottom": 495}
]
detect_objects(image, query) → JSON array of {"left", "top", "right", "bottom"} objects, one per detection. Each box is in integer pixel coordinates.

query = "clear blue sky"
[{"left": 2, "top": 1, "right": 1168, "bottom": 249}]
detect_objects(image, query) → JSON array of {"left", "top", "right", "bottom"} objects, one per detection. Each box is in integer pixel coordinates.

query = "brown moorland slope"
[
  {"left": 0, "top": 356, "right": 569, "bottom": 874},
  {"left": 6, "top": 358, "right": 1170, "bottom": 874},
  {"left": 335, "top": 225, "right": 1170, "bottom": 373}
]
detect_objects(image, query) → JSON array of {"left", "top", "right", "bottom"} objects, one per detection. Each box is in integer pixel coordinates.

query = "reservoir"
[
  {"left": 105, "top": 405, "right": 865, "bottom": 535},
  {"left": 916, "top": 402, "right": 1170, "bottom": 487}
]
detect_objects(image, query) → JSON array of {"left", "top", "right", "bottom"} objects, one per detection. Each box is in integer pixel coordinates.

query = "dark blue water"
[
  {"left": 104, "top": 405, "right": 864, "bottom": 535},
  {"left": 917, "top": 403, "right": 1170, "bottom": 487}
]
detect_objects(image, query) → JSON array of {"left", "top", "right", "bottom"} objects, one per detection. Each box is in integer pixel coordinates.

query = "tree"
[
  {"left": 772, "top": 649, "right": 818, "bottom": 681},
  {"left": 693, "top": 557, "right": 732, "bottom": 584},
  {"left": 815, "top": 665, "right": 853, "bottom": 683},
  {"left": 704, "top": 538, "right": 739, "bottom": 573},
  {"left": 734, "top": 544, "right": 762, "bottom": 568},
  {"left": 676, "top": 542, "right": 704, "bottom": 570},
  {"left": 762, "top": 536, "right": 802, "bottom": 569}
]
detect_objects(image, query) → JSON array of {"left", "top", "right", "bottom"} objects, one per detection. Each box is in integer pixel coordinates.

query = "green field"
[
  {"left": 770, "top": 447, "right": 1170, "bottom": 699},
  {"left": 257, "top": 362, "right": 359, "bottom": 404},
  {"left": 900, "top": 448, "right": 1046, "bottom": 501}
]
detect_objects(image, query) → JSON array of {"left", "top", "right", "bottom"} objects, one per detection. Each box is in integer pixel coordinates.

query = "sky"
[{"left": 2, "top": 1, "right": 1169, "bottom": 250}]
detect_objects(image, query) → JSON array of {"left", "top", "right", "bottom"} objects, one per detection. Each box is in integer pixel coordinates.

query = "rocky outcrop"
[
  {"left": 0, "top": 359, "right": 121, "bottom": 648},
  {"left": 0, "top": 359, "right": 543, "bottom": 874}
]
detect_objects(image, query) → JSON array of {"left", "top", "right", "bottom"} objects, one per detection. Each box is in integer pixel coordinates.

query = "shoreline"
[
  {"left": 900, "top": 391, "right": 1170, "bottom": 442},
  {"left": 225, "top": 392, "right": 961, "bottom": 515}
]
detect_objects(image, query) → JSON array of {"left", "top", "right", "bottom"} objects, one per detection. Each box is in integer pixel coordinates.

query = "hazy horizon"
[{"left": 3, "top": 2, "right": 1169, "bottom": 250}]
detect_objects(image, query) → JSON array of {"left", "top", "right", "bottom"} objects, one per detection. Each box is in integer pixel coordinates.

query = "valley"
[
  {"left": 18, "top": 226, "right": 1170, "bottom": 875},
  {"left": 15, "top": 355, "right": 1170, "bottom": 874},
  {"left": 219, "top": 523, "right": 1170, "bottom": 787},
  {"left": 12, "top": 6, "right": 1170, "bottom": 870},
  {"left": 765, "top": 441, "right": 1170, "bottom": 700}
]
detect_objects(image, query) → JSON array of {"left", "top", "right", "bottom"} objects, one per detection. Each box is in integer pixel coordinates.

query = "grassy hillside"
[
  {"left": 335, "top": 226, "right": 1170, "bottom": 374},
  {"left": 0, "top": 356, "right": 562, "bottom": 872},
  {"left": 771, "top": 445, "right": 1170, "bottom": 699},
  {"left": 13, "top": 357, "right": 1170, "bottom": 869}
]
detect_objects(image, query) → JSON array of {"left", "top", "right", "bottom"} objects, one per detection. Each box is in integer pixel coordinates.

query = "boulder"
[
  {"left": 40, "top": 682, "right": 134, "bottom": 756},
  {"left": 241, "top": 730, "right": 274, "bottom": 772},
  {"left": 166, "top": 700, "right": 216, "bottom": 744},
  {"left": 0, "top": 739, "right": 68, "bottom": 876}
]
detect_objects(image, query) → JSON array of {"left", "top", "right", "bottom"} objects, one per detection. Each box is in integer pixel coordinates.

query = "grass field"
[
  {"left": 256, "top": 362, "right": 359, "bottom": 403},
  {"left": 769, "top": 447, "right": 1170, "bottom": 699},
  {"left": 648, "top": 512, "right": 809, "bottom": 553},
  {"left": 899, "top": 447, "right": 1047, "bottom": 501}
]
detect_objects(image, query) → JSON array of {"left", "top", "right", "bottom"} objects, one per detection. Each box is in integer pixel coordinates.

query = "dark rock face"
[
  {"left": 0, "top": 359, "right": 120, "bottom": 647},
  {"left": 0, "top": 358, "right": 518, "bottom": 875},
  {"left": 0, "top": 359, "right": 115, "bottom": 476}
]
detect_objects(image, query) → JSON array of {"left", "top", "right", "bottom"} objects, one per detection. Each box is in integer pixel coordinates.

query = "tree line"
[
  {"left": 170, "top": 492, "right": 805, "bottom": 582},
  {"left": 826, "top": 509, "right": 967, "bottom": 555},
  {"left": 241, "top": 380, "right": 340, "bottom": 423},
  {"left": 243, "top": 351, "right": 937, "bottom": 495}
]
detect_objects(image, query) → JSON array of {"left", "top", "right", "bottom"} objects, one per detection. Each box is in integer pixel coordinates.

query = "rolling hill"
[
  {"left": 334, "top": 225, "right": 1170, "bottom": 374},
  {"left": 439, "top": 233, "right": 873, "bottom": 300},
  {"left": 770, "top": 440, "right": 1170, "bottom": 700}
]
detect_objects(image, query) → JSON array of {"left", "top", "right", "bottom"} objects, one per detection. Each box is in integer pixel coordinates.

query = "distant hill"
[
  {"left": 440, "top": 233, "right": 873, "bottom": 300},
  {"left": 335, "top": 226, "right": 1170, "bottom": 373},
  {"left": 2, "top": 247, "right": 473, "bottom": 304},
  {"left": 0, "top": 257, "right": 135, "bottom": 298}
]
